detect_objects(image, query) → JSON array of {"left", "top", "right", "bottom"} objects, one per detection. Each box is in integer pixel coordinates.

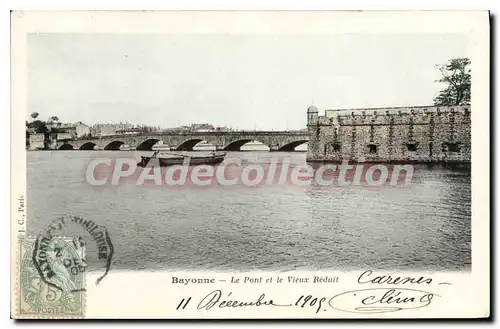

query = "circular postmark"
[{"left": 32, "top": 215, "right": 114, "bottom": 292}]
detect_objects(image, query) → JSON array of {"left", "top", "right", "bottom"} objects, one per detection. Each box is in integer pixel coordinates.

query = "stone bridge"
[{"left": 56, "top": 131, "right": 310, "bottom": 151}]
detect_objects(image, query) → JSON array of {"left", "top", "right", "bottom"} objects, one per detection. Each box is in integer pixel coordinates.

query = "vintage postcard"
[{"left": 11, "top": 10, "right": 490, "bottom": 319}]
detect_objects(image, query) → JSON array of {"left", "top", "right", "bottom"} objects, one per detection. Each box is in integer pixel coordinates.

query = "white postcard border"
[{"left": 10, "top": 10, "right": 490, "bottom": 319}]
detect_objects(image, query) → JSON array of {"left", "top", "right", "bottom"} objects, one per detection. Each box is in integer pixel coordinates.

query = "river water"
[{"left": 27, "top": 151, "right": 471, "bottom": 272}]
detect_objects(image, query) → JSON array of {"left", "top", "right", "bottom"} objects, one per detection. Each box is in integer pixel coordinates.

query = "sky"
[{"left": 27, "top": 33, "right": 470, "bottom": 130}]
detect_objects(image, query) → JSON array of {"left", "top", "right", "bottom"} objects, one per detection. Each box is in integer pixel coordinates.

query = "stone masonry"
[
  {"left": 55, "top": 131, "right": 309, "bottom": 152},
  {"left": 306, "top": 105, "right": 471, "bottom": 163}
]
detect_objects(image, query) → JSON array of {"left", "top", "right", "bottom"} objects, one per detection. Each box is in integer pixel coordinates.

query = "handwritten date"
[
  {"left": 176, "top": 290, "right": 328, "bottom": 313},
  {"left": 295, "top": 295, "right": 327, "bottom": 314}
]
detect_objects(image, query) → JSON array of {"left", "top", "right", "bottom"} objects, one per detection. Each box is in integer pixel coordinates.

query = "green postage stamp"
[{"left": 17, "top": 236, "right": 86, "bottom": 318}]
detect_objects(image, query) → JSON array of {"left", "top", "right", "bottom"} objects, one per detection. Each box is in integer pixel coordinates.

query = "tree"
[
  {"left": 433, "top": 58, "right": 471, "bottom": 106},
  {"left": 27, "top": 120, "right": 48, "bottom": 134},
  {"left": 30, "top": 112, "right": 39, "bottom": 120}
]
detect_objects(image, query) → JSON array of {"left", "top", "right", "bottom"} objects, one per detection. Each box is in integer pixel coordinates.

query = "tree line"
[{"left": 26, "top": 112, "right": 62, "bottom": 134}]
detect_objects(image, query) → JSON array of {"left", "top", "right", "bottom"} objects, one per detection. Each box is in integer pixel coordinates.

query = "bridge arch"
[
  {"left": 58, "top": 143, "right": 74, "bottom": 150},
  {"left": 136, "top": 138, "right": 160, "bottom": 151},
  {"left": 278, "top": 140, "right": 309, "bottom": 151},
  {"left": 176, "top": 139, "right": 205, "bottom": 151},
  {"left": 223, "top": 139, "right": 270, "bottom": 151},
  {"left": 104, "top": 140, "right": 125, "bottom": 150},
  {"left": 79, "top": 142, "right": 97, "bottom": 150}
]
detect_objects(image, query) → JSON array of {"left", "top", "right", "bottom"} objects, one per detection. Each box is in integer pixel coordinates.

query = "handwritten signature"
[{"left": 328, "top": 288, "right": 439, "bottom": 314}]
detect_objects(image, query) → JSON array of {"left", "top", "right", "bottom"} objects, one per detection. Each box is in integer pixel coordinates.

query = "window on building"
[
  {"left": 448, "top": 143, "right": 462, "bottom": 153},
  {"left": 367, "top": 144, "right": 377, "bottom": 154},
  {"left": 332, "top": 143, "right": 341, "bottom": 152},
  {"left": 442, "top": 142, "right": 463, "bottom": 153},
  {"left": 406, "top": 143, "right": 417, "bottom": 152}
]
